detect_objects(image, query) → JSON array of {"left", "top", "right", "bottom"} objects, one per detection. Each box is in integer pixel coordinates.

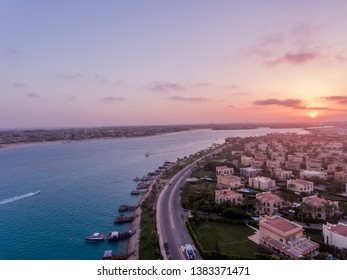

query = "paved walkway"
[
  {"left": 126, "top": 176, "right": 163, "bottom": 260},
  {"left": 246, "top": 223, "right": 260, "bottom": 245}
]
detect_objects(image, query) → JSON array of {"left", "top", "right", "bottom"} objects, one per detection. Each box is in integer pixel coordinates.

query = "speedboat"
[{"left": 85, "top": 232, "right": 106, "bottom": 241}]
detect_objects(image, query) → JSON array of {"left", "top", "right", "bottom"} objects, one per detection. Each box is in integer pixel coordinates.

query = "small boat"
[
  {"left": 107, "top": 230, "right": 136, "bottom": 241},
  {"left": 118, "top": 204, "right": 138, "bottom": 212},
  {"left": 85, "top": 232, "right": 106, "bottom": 241},
  {"left": 136, "top": 184, "right": 149, "bottom": 189},
  {"left": 114, "top": 215, "right": 137, "bottom": 224},
  {"left": 131, "top": 190, "right": 140, "bottom": 195},
  {"left": 133, "top": 177, "right": 141, "bottom": 182},
  {"left": 102, "top": 250, "right": 113, "bottom": 260},
  {"left": 102, "top": 250, "right": 135, "bottom": 260}
]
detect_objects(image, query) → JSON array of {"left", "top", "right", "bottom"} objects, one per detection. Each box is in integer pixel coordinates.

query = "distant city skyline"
[{"left": 1, "top": 0, "right": 347, "bottom": 129}]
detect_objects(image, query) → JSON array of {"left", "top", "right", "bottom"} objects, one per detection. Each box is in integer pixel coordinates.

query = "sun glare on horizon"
[{"left": 309, "top": 112, "right": 317, "bottom": 118}]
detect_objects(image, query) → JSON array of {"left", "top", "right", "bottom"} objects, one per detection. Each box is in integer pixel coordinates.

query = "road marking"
[{"left": 170, "top": 214, "right": 175, "bottom": 229}]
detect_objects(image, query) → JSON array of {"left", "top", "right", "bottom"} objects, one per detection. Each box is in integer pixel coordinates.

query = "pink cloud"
[
  {"left": 168, "top": 96, "right": 207, "bottom": 102},
  {"left": 321, "top": 96, "right": 347, "bottom": 104},
  {"left": 238, "top": 21, "right": 345, "bottom": 68},
  {"left": 266, "top": 51, "right": 320, "bottom": 67},
  {"left": 148, "top": 81, "right": 185, "bottom": 93},
  {"left": 100, "top": 97, "right": 124, "bottom": 102},
  {"left": 254, "top": 98, "right": 303, "bottom": 107}
]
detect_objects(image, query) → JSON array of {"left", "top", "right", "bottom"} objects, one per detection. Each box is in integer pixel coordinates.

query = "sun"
[{"left": 309, "top": 112, "right": 317, "bottom": 118}]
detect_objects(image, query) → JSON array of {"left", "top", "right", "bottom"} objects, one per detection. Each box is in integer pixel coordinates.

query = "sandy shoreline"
[{"left": 0, "top": 131, "right": 189, "bottom": 151}]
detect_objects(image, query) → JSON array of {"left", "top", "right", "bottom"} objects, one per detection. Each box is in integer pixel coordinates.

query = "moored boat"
[
  {"left": 118, "top": 204, "right": 138, "bottom": 212},
  {"left": 85, "top": 232, "right": 106, "bottom": 241},
  {"left": 102, "top": 250, "right": 135, "bottom": 260},
  {"left": 130, "top": 190, "right": 140, "bottom": 195},
  {"left": 107, "top": 230, "right": 136, "bottom": 241},
  {"left": 114, "top": 215, "right": 137, "bottom": 224}
]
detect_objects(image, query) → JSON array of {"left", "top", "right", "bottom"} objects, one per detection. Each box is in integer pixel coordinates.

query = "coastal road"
[
  {"left": 156, "top": 144, "right": 230, "bottom": 260},
  {"left": 157, "top": 163, "right": 200, "bottom": 260}
]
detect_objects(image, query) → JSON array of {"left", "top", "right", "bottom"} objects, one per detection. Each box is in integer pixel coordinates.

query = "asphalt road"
[
  {"left": 156, "top": 144, "right": 229, "bottom": 260},
  {"left": 157, "top": 163, "right": 201, "bottom": 260}
]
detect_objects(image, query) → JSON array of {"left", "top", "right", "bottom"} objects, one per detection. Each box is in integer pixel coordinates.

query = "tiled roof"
[
  {"left": 262, "top": 216, "right": 300, "bottom": 233},
  {"left": 216, "top": 166, "right": 230, "bottom": 170},
  {"left": 329, "top": 223, "right": 347, "bottom": 238},
  {"left": 215, "top": 189, "right": 239, "bottom": 197},
  {"left": 303, "top": 195, "right": 327, "bottom": 206},
  {"left": 262, "top": 236, "right": 319, "bottom": 259},
  {"left": 218, "top": 175, "right": 240, "bottom": 181},
  {"left": 256, "top": 192, "right": 280, "bottom": 202},
  {"left": 290, "top": 179, "right": 313, "bottom": 187}
]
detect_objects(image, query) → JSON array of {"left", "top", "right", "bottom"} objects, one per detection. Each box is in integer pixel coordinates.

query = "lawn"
[
  {"left": 190, "top": 221, "right": 270, "bottom": 259},
  {"left": 305, "top": 228, "right": 323, "bottom": 243}
]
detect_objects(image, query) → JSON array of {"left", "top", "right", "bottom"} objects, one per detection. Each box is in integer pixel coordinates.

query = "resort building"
[
  {"left": 287, "top": 179, "right": 314, "bottom": 194},
  {"left": 266, "top": 160, "right": 281, "bottom": 169},
  {"left": 249, "top": 176, "right": 276, "bottom": 191},
  {"left": 335, "top": 171, "right": 347, "bottom": 183},
  {"left": 216, "top": 166, "right": 234, "bottom": 176},
  {"left": 217, "top": 175, "right": 242, "bottom": 190},
  {"left": 255, "top": 192, "right": 285, "bottom": 216},
  {"left": 285, "top": 160, "right": 301, "bottom": 171},
  {"left": 215, "top": 189, "right": 243, "bottom": 206},
  {"left": 327, "top": 163, "right": 346, "bottom": 173},
  {"left": 240, "top": 167, "right": 262, "bottom": 180},
  {"left": 302, "top": 195, "right": 339, "bottom": 220},
  {"left": 241, "top": 155, "right": 253, "bottom": 167},
  {"left": 323, "top": 222, "right": 347, "bottom": 249},
  {"left": 273, "top": 168, "right": 292, "bottom": 181},
  {"left": 300, "top": 170, "right": 327, "bottom": 180},
  {"left": 305, "top": 159, "right": 322, "bottom": 171},
  {"left": 258, "top": 215, "right": 320, "bottom": 259}
]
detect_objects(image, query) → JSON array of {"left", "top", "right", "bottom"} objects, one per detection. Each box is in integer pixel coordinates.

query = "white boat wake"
[{"left": 0, "top": 190, "right": 41, "bottom": 205}]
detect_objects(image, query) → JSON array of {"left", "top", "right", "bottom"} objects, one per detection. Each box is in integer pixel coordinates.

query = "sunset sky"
[{"left": 1, "top": 0, "right": 347, "bottom": 129}]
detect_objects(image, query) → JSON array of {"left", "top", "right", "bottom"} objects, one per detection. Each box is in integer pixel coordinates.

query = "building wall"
[
  {"left": 323, "top": 223, "right": 347, "bottom": 249},
  {"left": 259, "top": 222, "right": 303, "bottom": 245},
  {"left": 241, "top": 155, "right": 253, "bottom": 166},
  {"left": 249, "top": 176, "right": 275, "bottom": 191},
  {"left": 287, "top": 179, "right": 314, "bottom": 193},
  {"left": 300, "top": 170, "right": 327, "bottom": 180},
  {"left": 216, "top": 166, "right": 234, "bottom": 176},
  {"left": 217, "top": 175, "right": 242, "bottom": 190}
]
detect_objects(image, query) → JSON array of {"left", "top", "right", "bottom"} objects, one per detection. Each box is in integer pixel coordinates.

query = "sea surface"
[{"left": 0, "top": 128, "right": 308, "bottom": 260}]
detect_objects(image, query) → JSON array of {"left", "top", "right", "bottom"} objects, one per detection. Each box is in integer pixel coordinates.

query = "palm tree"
[
  {"left": 288, "top": 183, "right": 296, "bottom": 191},
  {"left": 323, "top": 201, "right": 335, "bottom": 222},
  {"left": 300, "top": 202, "right": 313, "bottom": 219}
]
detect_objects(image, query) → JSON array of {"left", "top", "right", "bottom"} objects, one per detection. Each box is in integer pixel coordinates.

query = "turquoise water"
[{"left": 0, "top": 128, "right": 307, "bottom": 259}]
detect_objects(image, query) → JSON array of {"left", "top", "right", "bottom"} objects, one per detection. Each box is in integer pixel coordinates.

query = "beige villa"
[
  {"left": 255, "top": 192, "right": 285, "bottom": 216},
  {"left": 258, "top": 215, "right": 319, "bottom": 259},
  {"left": 217, "top": 175, "right": 242, "bottom": 190},
  {"left": 215, "top": 189, "right": 243, "bottom": 206},
  {"left": 287, "top": 179, "right": 314, "bottom": 194},
  {"left": 302, "top": 195, "right": 339, "bottom": 220}
]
